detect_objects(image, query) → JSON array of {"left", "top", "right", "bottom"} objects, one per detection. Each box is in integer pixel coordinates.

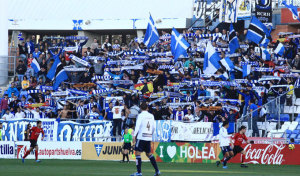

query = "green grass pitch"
[{"left": 0, "top": 159, "right": 300, "bottom": 176}]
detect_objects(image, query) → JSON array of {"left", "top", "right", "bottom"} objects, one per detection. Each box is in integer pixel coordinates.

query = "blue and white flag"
[
  {"left": 204, "top": 42, "right": 221, "bottom": 74},
  {"left": 219, "top": 72, "right": 229, "bottom": 81},
  {"left": 143, "top": 14, "right": 159, "bottom": 48},
  {"left": 246, "top": 16, "right": 268, "bottom": 44},
  {"left": 171, "top": 28, "right": 190, "bottom": 62},
  {"left": 282, "top": 0, "right": 300, "bottom": 22},
  {"left": 53, "top": 62, "right": 68, "bottom": 90},
  {"left": 31, "top": 58, "right": 40, "bottom": 73},
  {"left": 242, "top": 64, "right": 251, "bottom": 78},
  {"left": 229, "top": 24, "right": 240, "bottom": 54},
  {"left": 18, "top": 32, "right": 24, "bottom": 41},
  {"left": 47, "top": 58, "right": 60, "bottom": 80},
  {"left": 220, "top": 57, "right": 235, "bottom": 71},
  {"left": 261, "top": 48, "right": 271, "bottom": 61},
  {"left": 274, "top": 43, "right": 285, "bottom": 56}
]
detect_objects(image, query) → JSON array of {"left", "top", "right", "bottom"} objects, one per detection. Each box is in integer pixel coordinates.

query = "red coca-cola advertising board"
[
  {"left": 230, "top": 144, "right": 300, "bottom": 165},
  {"left": 281, "top": 8, "right": 300, "bottom": 23}
]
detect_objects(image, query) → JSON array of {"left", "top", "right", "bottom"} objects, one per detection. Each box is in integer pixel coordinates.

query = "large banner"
[
  {"left": 82, "top": 142, "right": 148, "bottom": 161},
  {"left": 281, "top": 8, "right": 300, "bottom": 23},
  {"left": 237, "top": 0, "right": 252, "bottom": 20},
  {"left": 57, "top": 121, "right": 113, "bottom": 141},
  {"left": 230, "top": 144, "right": 300, "bottom": 165},
  {"left": 153, "top": 120, "right": 172, "bottom": 142},
  {"left": 152, "top": 142, "right": 221, "bottom": 163},
  {"left": 0, "top": 119, "right": 57, "bottom": 141},
  {"left": 0, "top": 141, "right": 15, "bottom": 158},
  {"left": 255, "top": 0, "right": 272, "bottom": 26},
  {"left": 220, "top": 0, "right": 238, "bottom": 23},
  {"left": 16, "top": 141, "right": 82, "bottom": 159},
  {"left": 278, "top": 0, "right": 300, "bottom": 7},
  {"left": 171, "top": 122, "right": 214, "bottom": 141},
  {"left": 152, "top": 142, "right": 300, "bottom": 165}
]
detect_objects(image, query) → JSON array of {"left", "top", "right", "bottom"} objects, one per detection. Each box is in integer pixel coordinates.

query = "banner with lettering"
[
  {"left": 152, "top": 142, "right": 221, "bottom": 163},
  {"left": 57, "top": 121, "right": 113, "bottom": 141},
  {"left": 152, "top": 142, "right": 300, "bottom": 165},
  {"left": 255, "top": 0, "right": 272, "bottom": 26},
  {"left": 171, "top": 122, "right": 214, "bottom": 141},
  {"left": 0, "top": 119, "right": 57, "bottom": 141},
  {"left": 153, "top": 120, "right": 172, "bottom": 142},
  {"left": 230, "top": 144, "right": 300, "bottom": 165}
]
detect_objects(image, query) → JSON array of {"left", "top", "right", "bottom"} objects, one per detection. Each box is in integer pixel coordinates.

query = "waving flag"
[
  {"left": 171, "top": 28, "right": 190, "bottom": 62},
  {"left": 229, "top": 24, "right": 240, "bottom": 54},
  {"left": 261, "top": 48, "right": 271, "bottom": 61},
  {"left": 53, "top": 62, "right": 68, "bottom": 90},
  {"left": 18, "top": 32, "right": 24, "bottom": 41},
  {"left": 31, "top": 58, "right": 40, "bottom": 73},
  {"left": 203, "top": 42, "right": 221, "bottom": 74},
  {"left": 246, "top": 16, "right": 268, "bottom": 44},
  {"left": 282, "top": 0, "right": 300, "bottom": 22},
  {"left": 274, "top": 43, "right": 285, "bottom": 56},
  {"left": 242, "top": 64, "right": 251, "bottom": 78},
  {"left": 220, "top": 57, "right": 235, "bottom": 71},
  {"left": 47, "top": 58, "right": 60, "bottom": 80},
  {"left": 143, "top": 14, "right": 159, "bottom": 48}
]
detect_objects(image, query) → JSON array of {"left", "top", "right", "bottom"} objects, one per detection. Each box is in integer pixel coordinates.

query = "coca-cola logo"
[{"left": 244, "top": 144, "right": 285, "bottom": 165}]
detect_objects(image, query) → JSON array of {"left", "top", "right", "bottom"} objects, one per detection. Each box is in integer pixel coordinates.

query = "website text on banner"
[
  {"left": 0, "top": 141, "right": 15, "bottom": 159},
  {"left": 152, "top": 142, "right": 300, "bottom": 165},
  {"left": 82, "top": 142, "right": 148, "bottom": 161}
]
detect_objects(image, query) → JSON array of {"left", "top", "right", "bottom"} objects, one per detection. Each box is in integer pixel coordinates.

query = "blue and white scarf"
[
  {"left": 70, "top": 55, "right": 90, "bottom": 67},
  {"left": 158, "top": 65, "right": 174, "bottom": 70}
]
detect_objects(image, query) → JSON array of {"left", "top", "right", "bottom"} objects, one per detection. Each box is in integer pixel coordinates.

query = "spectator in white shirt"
[
  {"left": 15, "top": 107, "right": 25, "bottom": 119},
  {"left": 30, "top": 107, "right": 41, "bottom": 119},
  {"left": 2, "top": 109, "right": 14, "bottom": 120},
  {"left": 183, "top": 109, "right": 194, "bottom": 122},
  {"left": 112, "top": 101, "right": 124, "bottom": 136}
]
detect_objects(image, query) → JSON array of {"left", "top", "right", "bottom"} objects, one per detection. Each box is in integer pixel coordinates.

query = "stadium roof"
[{"left": 7, "top": 0, "right": 194, "bottom": 30}]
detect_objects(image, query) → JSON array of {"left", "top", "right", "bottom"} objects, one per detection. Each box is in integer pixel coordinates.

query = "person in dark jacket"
[
  {"left": 16, "top": 60, "right": 27, "bottom": 82},
  {"left": 80, "top": 72, "right": 91, "bottom": 83}
]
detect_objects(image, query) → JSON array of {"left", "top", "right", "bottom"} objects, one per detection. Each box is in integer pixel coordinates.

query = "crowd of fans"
[{"left": 0, "top": 28, "right": 299, "bottom": 137}]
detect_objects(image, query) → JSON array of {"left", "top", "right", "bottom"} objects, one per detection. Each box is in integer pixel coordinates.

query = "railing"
[{"left": 236, "top": 88, "right": 296, "bottom": 137}]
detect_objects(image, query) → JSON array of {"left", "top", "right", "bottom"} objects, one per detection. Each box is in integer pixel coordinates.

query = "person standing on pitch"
[
  {"left": 130, "top": 102, "right": 160, "bottom": 176},
  {"left": 217, "top": 121, "right": 234, "bottom": 169},
  {"left": 121, "top": 128, "right": 132, "bottom": 163},
  {"left": 232, "top": 125, "right": 250, "bottom": 168},
  {"left": 22, "top": 121, "right": 44, "bottom": 163}
]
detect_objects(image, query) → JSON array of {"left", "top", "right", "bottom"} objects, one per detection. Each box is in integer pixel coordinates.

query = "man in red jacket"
[
  {"left": 0, "top": 94, "right": 9, "bottom": 117},
  {"left": 22, "top": 121, "right": 44, "bottom": 163}
]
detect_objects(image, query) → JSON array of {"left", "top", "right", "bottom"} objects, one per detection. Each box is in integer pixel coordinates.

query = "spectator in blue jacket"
[
  {"left": 7, "top": 83, "right": 19, "bottom": 98},
  {"left": 32, "top": 47, "right": 41, "bottom": 59}
]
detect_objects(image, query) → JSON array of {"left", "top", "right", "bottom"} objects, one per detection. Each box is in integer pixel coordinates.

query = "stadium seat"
[
  {"left": 290, "top": 133, "right": 298, "bottom": 139},
  {"left": 286, "top": 130, "right": 292, "bottom": 138},
  {"left": 296, "top": 124, "right": 300, "bottom": 130},
  {"left": 296, "top": 106, "right": 300, "bottom": 114},
  {"left": 289, "top": 122, "right": 299, "bottom": 131},
  {"left": 284, "top": 106, "right": 290, "bottom": 113}
]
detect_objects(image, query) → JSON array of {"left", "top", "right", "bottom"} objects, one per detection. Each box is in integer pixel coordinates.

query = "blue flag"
[
  {"left": 53, "top": 62, "right": 68, "bottom": 90},
  {"left": 31, "top": 58, "right": 40, "bottom": 73},
  {"left": 143, "top": 14, "right": 159, "bottom": 48},
  {"left": 220, "top": 57, "right": 235, "bottom": 71},
  {"left": 282, "top": 0, "right": 300, "bottom": 22},
  {"left": 242, "top": 64, "right": 251, "bottom": 78},
  {"left": 261, "top": 48, "right": 271, "bottom": 61},
  {"left": 274, "top": 43, "right": 285, "bottom": 56},
  {"left": 229, "top": 24, "right": 240, "bottom": 54},
  {"left": 246, "top": 16, "right": 268, "bottom": 45},
  {"left": 204, "top": 42, "right": 221, "bottom": 74},
  {"left": 47, "top": 58, "right": 60, "bottom": 80},
  {"left": 171, "top": 28, "right": 190, "bottom": 62}
]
